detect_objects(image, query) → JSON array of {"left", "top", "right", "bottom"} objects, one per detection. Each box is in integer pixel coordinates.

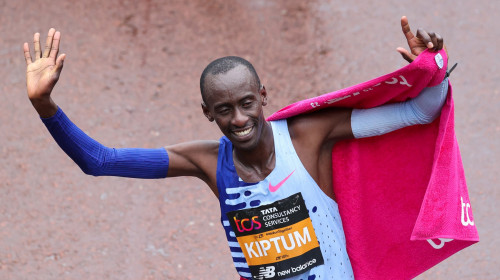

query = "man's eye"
[
  {"left": 218, "top": 108, "right": 230, "bottom": 115},
  {"left": 242, "top": 101, "right": 252, "bottom": 107}
]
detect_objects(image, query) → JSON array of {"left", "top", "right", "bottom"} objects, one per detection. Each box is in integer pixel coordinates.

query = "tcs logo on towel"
[
  {"left": 426, "top": 196, "right": 476, "bottom": 250},
  {"left": 460, "top": 196, "right": 475, "bottom": 226},
  {"left": 234, "top": 216, "right": 262, "bottom": 232}
]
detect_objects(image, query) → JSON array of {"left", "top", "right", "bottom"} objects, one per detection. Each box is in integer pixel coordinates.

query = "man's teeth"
[{"left": 234, "top": 127, "right": 252, "bottom": 136}]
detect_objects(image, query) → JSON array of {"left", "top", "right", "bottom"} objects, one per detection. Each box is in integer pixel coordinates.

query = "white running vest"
[{"left": 216, "top": 120, "right": 354, "bottom": 280}]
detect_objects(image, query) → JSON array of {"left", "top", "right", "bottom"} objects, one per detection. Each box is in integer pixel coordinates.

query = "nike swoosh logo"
[{"left": 269, "top": 170, "right": 295, "bottom": 192}]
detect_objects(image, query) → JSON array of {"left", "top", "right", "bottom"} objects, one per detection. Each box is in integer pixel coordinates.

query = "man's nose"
[{"left": 231, "top": 108, "right": 248, "bottom": 127}]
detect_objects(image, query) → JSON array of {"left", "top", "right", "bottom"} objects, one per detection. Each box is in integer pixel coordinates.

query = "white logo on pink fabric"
[
  {"left": 310, "top": 102, "right": 320, "bottom": 108},
  {"left": 384, "top": 75, "right": 412, "bottom": 87},
  {"left": 426, "top": 196, "right": 475, "bottom": 250},
  {"left": 435, "top": 53, "right": 444, "bottom": 69},
  {"left": 427, "top": 238, "right": 453, "bottom": 249},
  {"left": 461, "top": 196, "right": 475, "bottom": 226}
]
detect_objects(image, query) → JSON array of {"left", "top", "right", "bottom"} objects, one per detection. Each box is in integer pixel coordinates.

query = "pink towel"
[{"left": 267, "top": 50, "right": 479, "bottom": 279}]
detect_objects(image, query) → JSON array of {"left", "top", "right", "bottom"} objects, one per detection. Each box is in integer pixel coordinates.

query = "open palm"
[{"left": 24, "top": 28, "right": 65, "bottom": 100}]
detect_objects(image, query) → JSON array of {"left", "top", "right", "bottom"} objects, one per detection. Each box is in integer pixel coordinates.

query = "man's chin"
[{"left": 228, "top": 135, "right": 259, "bottom": 151}]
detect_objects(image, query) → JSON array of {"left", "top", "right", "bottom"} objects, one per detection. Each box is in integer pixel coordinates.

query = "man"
[{"left": 23, "top": 16, "right": 447, "bottom": 279}]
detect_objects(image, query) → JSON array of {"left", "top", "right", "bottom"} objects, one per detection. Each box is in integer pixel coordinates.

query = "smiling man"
[{"left": 24, "top": 17, "right": 448, "bottom": 279}]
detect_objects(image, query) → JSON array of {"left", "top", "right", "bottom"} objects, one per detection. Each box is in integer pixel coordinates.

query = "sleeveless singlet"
[{"left": 216, "top": 120, "right": 354, "bottom": 280}]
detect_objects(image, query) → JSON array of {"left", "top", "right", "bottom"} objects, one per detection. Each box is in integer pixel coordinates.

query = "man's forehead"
[{"left": 205, "top": 65, "right": 257, "bottom": 91}]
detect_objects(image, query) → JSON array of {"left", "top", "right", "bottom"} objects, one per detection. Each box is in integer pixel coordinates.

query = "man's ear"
[
  {"left": 201, "top": 102, "right": 214, "bottom": 122},
  {"left": 260, "top": 85, "right": 268, "bottom": 106}
]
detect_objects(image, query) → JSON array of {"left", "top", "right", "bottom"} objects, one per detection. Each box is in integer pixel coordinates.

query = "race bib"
[{"left": 226, "top": 193, "right": 324, "bottom": 280}]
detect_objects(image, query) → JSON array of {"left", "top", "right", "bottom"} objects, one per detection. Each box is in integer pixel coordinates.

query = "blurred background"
[{"left": 1, "top": 0, "right": 498, "bottom": 279}]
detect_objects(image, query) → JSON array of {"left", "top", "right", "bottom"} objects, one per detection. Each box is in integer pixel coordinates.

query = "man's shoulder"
[
  {"left": 285, "top": 107, "right": 353, "bottom": 143},
  {"left": 187, "top": 139, "right": 221, "bottom": 155},
  {"left": 166, "top": 139, "right": 220, "bottom": 159}
]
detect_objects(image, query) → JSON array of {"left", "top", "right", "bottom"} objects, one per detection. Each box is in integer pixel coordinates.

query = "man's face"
[{"left": 202, "top": 65, "right": 268, "bottom": 151}]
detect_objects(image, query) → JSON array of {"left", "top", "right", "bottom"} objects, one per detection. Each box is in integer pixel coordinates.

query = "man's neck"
[{"left": 233, "top": 122, "right": 275, "bottom": 181}]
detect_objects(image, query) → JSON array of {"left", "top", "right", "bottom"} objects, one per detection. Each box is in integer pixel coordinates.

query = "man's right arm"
[
  {"left": 41, "top": 107, "right": 170, "bottom": 179},
  {"left": 41, "top": 107, "right": 219, "bottom": 190},
  {"left": 24, "top": 29, "right": 219, "bottom": 195}
]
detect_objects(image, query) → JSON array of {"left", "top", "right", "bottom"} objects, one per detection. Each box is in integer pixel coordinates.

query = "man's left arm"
[
  {"left": 350, "top": 78, "right": 448, "bottom": 139},
  {"left": 327, "top": 16, "right": 449, "bottom": 141}
]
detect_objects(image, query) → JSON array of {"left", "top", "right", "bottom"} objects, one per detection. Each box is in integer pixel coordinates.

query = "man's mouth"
[{"left": 233, "top": 126, "right": 253, "bottom": 137}]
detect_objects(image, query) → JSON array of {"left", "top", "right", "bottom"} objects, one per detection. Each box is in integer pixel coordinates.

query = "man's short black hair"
[{"left": 200, "top": 56, "right": 261, "bottom": 103}]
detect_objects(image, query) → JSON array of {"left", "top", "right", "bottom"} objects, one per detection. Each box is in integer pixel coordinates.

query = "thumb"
[{"left": 396, "top": 47, "right": 414, "bottom": 63}]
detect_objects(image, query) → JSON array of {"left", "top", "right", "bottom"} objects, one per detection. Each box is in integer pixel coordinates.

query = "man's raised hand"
[
  {"left": 24, "top": 28, "right": 66, "bottom": 117},
  {"left": 397, "top": 16, "right": 446, "bottom": 63}
]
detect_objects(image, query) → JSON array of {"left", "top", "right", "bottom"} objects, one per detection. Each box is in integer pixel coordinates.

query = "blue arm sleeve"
[
  {"left": 351, "top": 78, "right": 449, "bottom": 138},
  {"left": 41, "top": 107, "right": 169, "bottom": 178}
]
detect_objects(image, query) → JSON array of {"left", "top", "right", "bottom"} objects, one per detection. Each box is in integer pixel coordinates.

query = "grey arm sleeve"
[{"left": 351, "top": 78, "right": 449, "bottom": 138}]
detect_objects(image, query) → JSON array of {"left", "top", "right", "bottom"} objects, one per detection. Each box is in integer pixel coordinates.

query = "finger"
[
  {"left": 397, "top": 47, "right": 415, "bottom": 63},
  {"left": 55, "top": 53, "right": 66, "bottom": 70},
  {"left": 33, "top": 32, "right": 41, "bottom": 60},
  {"left": 49, "top": 31, "right": 61, "bottom": 59},
  {"left": 400, "top": 16, "right": 415, "bottom": 41},
  {"left": 42, "top": 28, "right": 56, "bottom": 58},
  {"left": 428, "top": 31, "right": 439, "bottom": 51},
  {"left": 53, "top": 54, "right": 66, "bottom": 80},
  {"left": 435, "top": 33, "right": 444, "bottom": 50},
  {"left": 416, "top": 28, "right": 433, "bottom": 49},
  {"left": 23, "top": 42, "right": 32, "bottom": 65}
]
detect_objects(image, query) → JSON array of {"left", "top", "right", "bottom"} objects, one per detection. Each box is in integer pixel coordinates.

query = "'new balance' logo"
[{"left": 254, "top": 266, "right": 276, "bottom": 279}]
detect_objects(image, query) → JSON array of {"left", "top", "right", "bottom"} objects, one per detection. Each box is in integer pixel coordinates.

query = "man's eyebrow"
[{"left": 243, "top": 91, "right": 259, "bottom": 99}]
